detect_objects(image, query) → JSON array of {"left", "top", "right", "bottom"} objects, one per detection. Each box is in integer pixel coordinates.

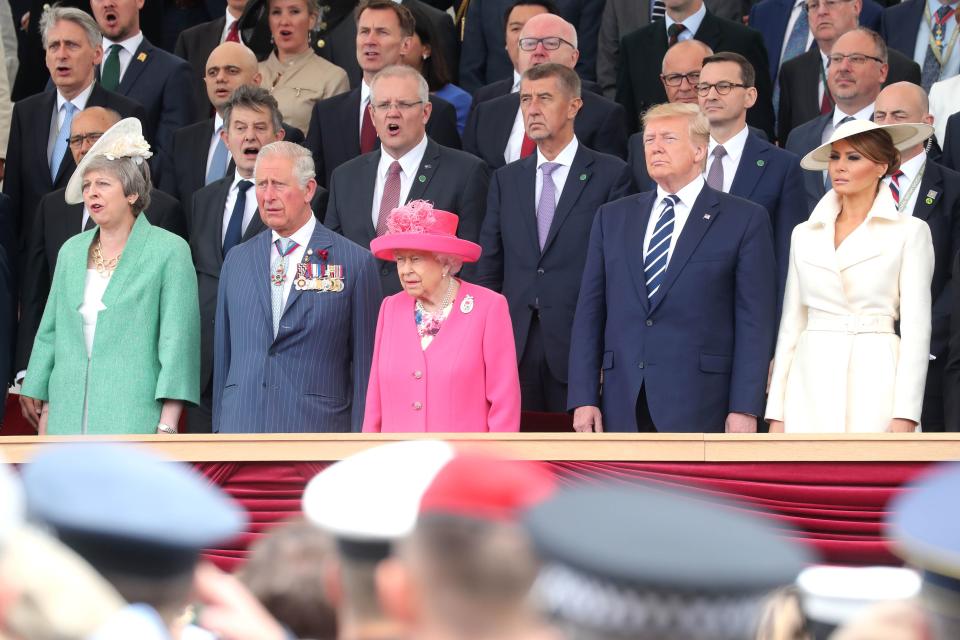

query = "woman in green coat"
[{"left": 21, "top": 119, "right": 200, "bottom": 435}]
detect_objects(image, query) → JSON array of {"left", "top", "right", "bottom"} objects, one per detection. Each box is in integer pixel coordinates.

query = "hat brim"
[
  {"left": 801, "top": 122, "right": 934, "bottom": 170},
  {"left": 64, "top": 118, "right": 148, "bottom": 205},
  {"left": 369, "top": 233, "right": 482, "bottom": 262}
]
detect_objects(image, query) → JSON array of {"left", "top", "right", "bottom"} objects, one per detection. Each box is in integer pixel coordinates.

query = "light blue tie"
[
  {"left": 206, "top": 130, "right": 229, "bottom": 185},
  {"left": 774, "top": 3, "right": 810, "bottom": 114},
  {"left": 271, "top": 238, "right": 297, "bottom": 337},
  {"left": 644, "top": 195, "right": 679, "bottom": 300},
  {"left": 50, "top": 102, "right": 77, "bottom": 181}
]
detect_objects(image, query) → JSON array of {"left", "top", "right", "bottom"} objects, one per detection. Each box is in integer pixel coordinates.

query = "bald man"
[
  {"left": 463, "top": 13, "right": 628, "bottom": 168},
  {"left": 660, "top": 40, "right": 714, "bottom": 105},
  {"left": 15, "top": 107, "right": 185, "bottom": 424},
  {"left": 873, "top": 83, "right": 960, "bottom": 433},
  {"left": 159, "top": 42, "right": 304, "bottom": 215}
]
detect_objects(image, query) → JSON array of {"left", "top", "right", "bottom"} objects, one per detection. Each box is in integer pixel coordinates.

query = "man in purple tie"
[{"left": 474, "top": 63, "right": 631, "bottom": 414}]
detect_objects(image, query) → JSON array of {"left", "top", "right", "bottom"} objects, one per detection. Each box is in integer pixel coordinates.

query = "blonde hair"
[{"left": 642, "top": 102, "right": 710, "bottom": 147}]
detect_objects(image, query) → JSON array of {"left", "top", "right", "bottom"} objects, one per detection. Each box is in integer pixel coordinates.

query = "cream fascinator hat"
[
  {"left": 65, "top": 118, "right": 153, "bottom": 204},
  {"left": 800, "top": 119, "right": 934, "bottom": 171}
]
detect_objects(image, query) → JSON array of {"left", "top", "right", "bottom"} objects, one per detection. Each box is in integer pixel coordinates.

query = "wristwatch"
[{"left": 157, "top": 423, "right": 177, "bottom": 434}]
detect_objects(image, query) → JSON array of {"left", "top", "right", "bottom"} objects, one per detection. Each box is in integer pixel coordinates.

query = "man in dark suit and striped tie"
[
  {"left": 214, "top": 142, "right": 381, "bottom": 433},
  {"left": 567, "top": 102, "right": 776, "bottom": 433}
]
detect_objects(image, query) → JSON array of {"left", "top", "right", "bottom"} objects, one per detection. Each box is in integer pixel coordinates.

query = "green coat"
[{"left": 22, "top": 214, "right": 200, "bottom": 435}]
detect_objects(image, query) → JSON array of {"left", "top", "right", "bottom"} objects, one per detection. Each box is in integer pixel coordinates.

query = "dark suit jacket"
[
  {"left": 0, "top": 195, "right": 15, "bottom": 385},
  {"left": 214, "top": 222, "right": 381, "bottom": 433},
  {"left": 946, "top": 251, "right": 960, "bottom": 431},
  {"left": 101, "top": 37, "right": 201, "bottom": 184},
  {"left": 473, "top": 145, "right": 632, "bottom": 382},
  {"left": 324, "top": 138, "right": 490, "bottom": 296},
  {"left": 785, "top": 111, "right": 832, "bottom": 212},
  {"left": 304, "top": 88, "right": 461, "bottom": 187},
  {"left": 158, "top": 117, "right": 304, "bottom": 216},
  {"left": 748, "top": 0, "right": 882, "bottom": 84},
  {"left": 463, "top": 91, "right": 628, "bottom": 170},
  {"left": 567, "top": 185, "right": 777, "bottom": 432},
  {"left": 14, "top": 188, "right": 185, "bottom": 375},
  {"left": 913, "top": 160, "right": 960, "bottom": 431},
  {"left": 777, "top": 47, "right": 921, "bottom": 143},
  {"left": 459, "top": 0, "right": 605, "bottom": 92},
  {"left": 174, "top": 16, "right": 226, "bottom": 121},
  {"left": 880, "top": 0, "right": 928, "bottom": 63},
  {"left": 2, "top": 84, "right": 147, "bottom": 271},
  {"left": 616, "top": 12, "right": 776, "bottom": 138},
  {"left": 471, "top": 78, "right": 603, "bottom": 111},
  {"left": 941, "top": 112, "right": 960, "bottom": 173}
]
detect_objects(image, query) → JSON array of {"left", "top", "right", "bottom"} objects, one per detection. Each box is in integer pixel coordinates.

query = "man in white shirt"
[{"left": 875, "top": 81, "right": 960, "bottom": 433}]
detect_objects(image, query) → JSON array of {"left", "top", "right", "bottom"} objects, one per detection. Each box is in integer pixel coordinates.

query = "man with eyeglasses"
[
  {"left": 615, "top": 0, "right": 776, "bottom": 139},
  {"left": 777, "top": 0, "right": 920, "bottom": 141},
  {"left": 326, "top": 65, "right": 489, "bottom": 297},
  {"left": 14, "top": 106, "right": 184, "bottom": 429},
  {"left": 786, "top": 27, "right": 901, "bottom": 211},
  {"left": 463, "top": 12, "right": 628, "bottom": 169}
]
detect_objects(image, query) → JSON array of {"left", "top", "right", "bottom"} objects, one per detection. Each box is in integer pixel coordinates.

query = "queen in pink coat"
[{"left": 362, "top": 201, "right": 521, "bottom": 432}]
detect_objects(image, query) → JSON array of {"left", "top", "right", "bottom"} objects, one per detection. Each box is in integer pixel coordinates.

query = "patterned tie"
[
  {"left": 360, "top": 99, "right": 378, "bottom": 154},
  {"left": 520, "top": 133, "right": 536, "bottom": 158},
  {"left": 206, "top": 130, "right": 229, "bottom": 185},
  {"left": 536, "top": 162, "right": 560, "bottom": 250},
  {"left": 774, "top": 3, "right": 810, "bottom": 114},
  {"left": 889, "top": 170, "right": 905, "bottom": 206},
  {"left": 922, "top": 4, "right": 957, "bottom": 91},
  {"left": 644, "top": 195, "right": 679, "bottom": 299},
  {"left": 101, "top": 44, "right": 122, "bottom": 91},
  {"left": 376, "top": 161, "right": 402, "bottom": 236},
  {"left": 50, "top": 101, "right": 76, "bottom": 180},
  {"left": 651, "top": 0, "right": 666, "bottom": 20},
  {"left": 667, "top": 23, "right": 686, "bottom": 47},
  {"left": 705, "top": 145, "right": 727, "bottom": 191},
  {"left": 226, "top": 20, "right": 240, "bottom": 42},
  {"left": 271, "top": 238, "right": 298, "bottom": 337},
  {"left": 223, "top": 180, "right": 252, "bottom": 256}
]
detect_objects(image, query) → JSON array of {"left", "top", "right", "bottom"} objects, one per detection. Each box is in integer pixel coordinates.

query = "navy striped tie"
[{"left": 644, "top": 195, "right": 679, "bottom": 299}]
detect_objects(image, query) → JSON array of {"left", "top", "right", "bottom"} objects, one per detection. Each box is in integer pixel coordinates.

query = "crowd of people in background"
[{"left": 0, "top": 0, "right": 956, "bottom": 435}]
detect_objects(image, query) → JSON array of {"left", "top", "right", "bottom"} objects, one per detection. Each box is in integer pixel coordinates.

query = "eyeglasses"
[
  {"left": 827, "top": 52, "right": 884, "bottom": 66},
  {"left": 661, "top": 72, "right": 700, "bottom": 87},
  {"left": 518, "top": 36, "right": 576, "bottom": 51},
  {"left": 695, "top": 81, "right": 747, "bottom": 96},
  {"left": 804, "top": 0, "right": 854, "bottom": 11},
  {"left": 68, "top": 132, "right": 104, "bottom": 147},
  {"left": 371, "top": 100, "right": 424, "bottom": 112}
]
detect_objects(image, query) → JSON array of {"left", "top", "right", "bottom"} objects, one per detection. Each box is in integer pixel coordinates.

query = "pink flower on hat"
[{"left": 387, "top": 200, "right": 438, "bottom": 235}]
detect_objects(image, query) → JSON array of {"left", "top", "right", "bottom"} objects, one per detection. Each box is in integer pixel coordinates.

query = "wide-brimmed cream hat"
[
  {"left": 65, "top": 117, "right": 153, "bottom": 205},
  {"left": 801, "top": 120, "right": 934, "bottom": 170}
]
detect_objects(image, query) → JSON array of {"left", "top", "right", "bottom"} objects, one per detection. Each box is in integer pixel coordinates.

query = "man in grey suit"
[
  {"left": 325, "top": 65, "right": 490, "bottom": 297},
  {"left": 213, "top": 142, "right": 380, "bottom": 433}
]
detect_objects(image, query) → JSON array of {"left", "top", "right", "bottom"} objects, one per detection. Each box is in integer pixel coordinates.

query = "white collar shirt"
[
  {"left": 665, "top": 3, "right": 706, "bottom": 42},
  {"left": 102, "top": 32, "right": 145, "bottom": 83},
  {"left": 884, "top": 150, "right": 927, "bottom": 218},
  {"left": 511, "top": 69, "right": 522, "bottom": 92},
  {"left": 371, "top": 134, "right": 429, "bottom": 228},
  {"left": 643, "top": 175, "right": 705, "bottom": 269},
  {"left": 505, "top": 102, "right": 527, "bottom": 164},
  {"left": 223, "top": 169, "right": 259, "bottom": 244},
  {"left": 705, "top": 125, "right": 750, "bottom": 193},
  {"left": 270, "top": 214, "right": 317, "bottom": 310},
  {"left": 360, "top": 80, "right": 372, "bottom": 142},
  {"left": 535, "top": 136, "right": 579, "bottom": 208}
]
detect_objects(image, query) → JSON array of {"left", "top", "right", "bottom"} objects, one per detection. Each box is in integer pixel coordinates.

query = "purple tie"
[{"left": 537, "top": 162, "right": 560, "bottom": 250}]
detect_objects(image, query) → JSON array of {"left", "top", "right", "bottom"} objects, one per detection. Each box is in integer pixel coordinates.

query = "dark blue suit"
[
  {"left": 941, "top": 111, "right": 960, "bottom": 173},
  {"left": 213, "top": 223, "right": 381, "bottom": 433},
  {"left": 748, "top": 0, "right": 882, "bottom": 83},
  {"left": 880, "top": 0, "right": 926, "bottom": 63},
  {"left": 785, "top": 111, "right": 833, "bottom": 212},
  {"left": 474, "top": 144, "right": 632, "bottom": 394},
  {"left": 567, "top": 185, "right": 777, "bottom": 432}
]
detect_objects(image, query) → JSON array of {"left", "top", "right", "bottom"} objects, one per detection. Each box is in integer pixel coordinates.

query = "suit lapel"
[
  {"left": 799, "top": 52, "right": 821, "bottom": 114},
  {"left": 515, "top": 155, "right": 540, "bottom": 253},
  {"left": 209, "top": 178, "right": 232, "bottom": 268},
  {"left": 405, "top": 139, "right": 440, "bottom": 202},
  {"left": 542, "top": 147, "right": 593, "bottom": 254},
  {"left": 253, "top": 231, "right": 273, "bottom": 321},
  {"left": 342, "top": 89, "right": 363, "bottom": 156},
  {"left": 118, "top": 40, "right": 153, "bottom": 94},
  {"left": 626, "top": 192, "right": 656, "bottom": 312},
  {"left": 911, "top": 160, "right": 940, "bottom": 222},
  {"left": 359, "top": 151, "right": 381, "bottom": 245},
  {"left": 729, "top": 134, "right": 766, "bottom": 200},
  {"left": 36, "top": 91, "right": 58, "bottom": 189},
  {"left": 693, "top": 11, "right": 722, "bottom": 46},
  {"left": 649, "top": 187, "right": 719, "bottom": 314},
  {"left": 492, "top": 95, "right": 519, "bottom": 162}
]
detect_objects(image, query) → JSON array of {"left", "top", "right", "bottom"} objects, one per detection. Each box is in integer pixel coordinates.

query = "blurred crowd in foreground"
[{"left": 0, "top": 440, "right": 958, "bottom": 640}]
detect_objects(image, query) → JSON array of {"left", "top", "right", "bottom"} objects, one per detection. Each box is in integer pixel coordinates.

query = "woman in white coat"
[{"left": 766, "top": 120, "right": 935, "bottom": 433}]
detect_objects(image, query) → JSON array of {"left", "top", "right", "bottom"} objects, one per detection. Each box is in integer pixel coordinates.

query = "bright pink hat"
[
  {"left": 419, "top": 452, "right": 557, "bottom": 522},
  {"left": 369, "top": 200, "right": 482, "bottom": 263}
]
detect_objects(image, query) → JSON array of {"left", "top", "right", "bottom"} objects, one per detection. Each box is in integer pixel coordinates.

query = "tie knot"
[
  {"left": 109, "top": 43, "right": 122, "bottom": 55},
  {"left": 388, "top": 160, "right": 402, "bottom": 176},
  {"left": 838, "top": 115, "right": 855, "bottom": 126},
  {"left": 540, "top": 162, "right": 560, "bottom": 176},
  {"left": 662, "top": 194, "right": 680, "bottom": 208},
  {"left": 275, "top": 238, "right": 298, "bottom": 255},
  {"left": 237, "top": 180, "right": 253, "bottom": 193},
  {"left": 936, "top": 5, "right": 954, "bottom": 20},
  {"left": 668, "top": 23, "right": 686, "bottom": 39},
  {"left": 63, "top": 101, "right": 77, "bottom": 115},
  {"left": 712, "top": 145, "right": 727, "bottom": 158}
]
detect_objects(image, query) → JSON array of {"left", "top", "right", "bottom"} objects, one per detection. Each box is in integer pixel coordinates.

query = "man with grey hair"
[
  {"left": 326, "top": 64, "right": 489, "bottom": 297},
  {"left": 3, "top": 5, "right": 145, "bottom": 275},
  {"left": 568, "top": 101, "right": 776, "bottom": 434},
  {"left": 214, "top": 141, "right": 381, "bottom": 433}
]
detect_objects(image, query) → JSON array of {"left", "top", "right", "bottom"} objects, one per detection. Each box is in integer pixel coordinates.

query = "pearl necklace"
[{"left": 415, "top": 278, "right": 456, "bottom": 338}]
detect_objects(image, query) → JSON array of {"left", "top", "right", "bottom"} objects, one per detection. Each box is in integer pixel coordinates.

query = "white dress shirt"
[
  {"left": 222, "top": 170, "right": 259, "bottom": 244},
  {"left": 359, "top": 80, "right": 372, "bottom": 142},
  {"left": 505, "top": 103, "right": 527, "bottom": 164},
  {"left": 818, "top": 49, "right": 828, "bottom": 108},
  {"left": 664, "top": 2, "right": 706, "bottom": 41},
  {"left": 270, "top": 214, "right": 317, "bottom": 310},
  {"left": 511, "top": 69, "right": 522, "bottom": 92},
  {"left": 48, "top": 83, "right": 94, "bottom": 164},
  {"left": 102, "top": 32, "right": 145, "bottom": 83},
  {"left": 206, "top": 113, "right": 226, "bottom": 179},
  {"left": 535, "top": 136, "right": 579, "bottom": 207},
  {"left": 912, "top": 0, "right": 960, "bottom": 80},
  {"left": 221, "top": 9, "right": 240, "bottom": 42},
  {"left": 885, "top": 151, "right": 927, "bottom": 218},
  {"left": 643, "top": 175, "right": 705, "bottom": 269},
  {"left": 780, "top": 0, "right": 815, "bottom": 69},
  {"left": 370, "top": 134, "right": 429, "bottom": 228},
  {"left": 705, "top": 125, "right": 749, "bottom": 193}
]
